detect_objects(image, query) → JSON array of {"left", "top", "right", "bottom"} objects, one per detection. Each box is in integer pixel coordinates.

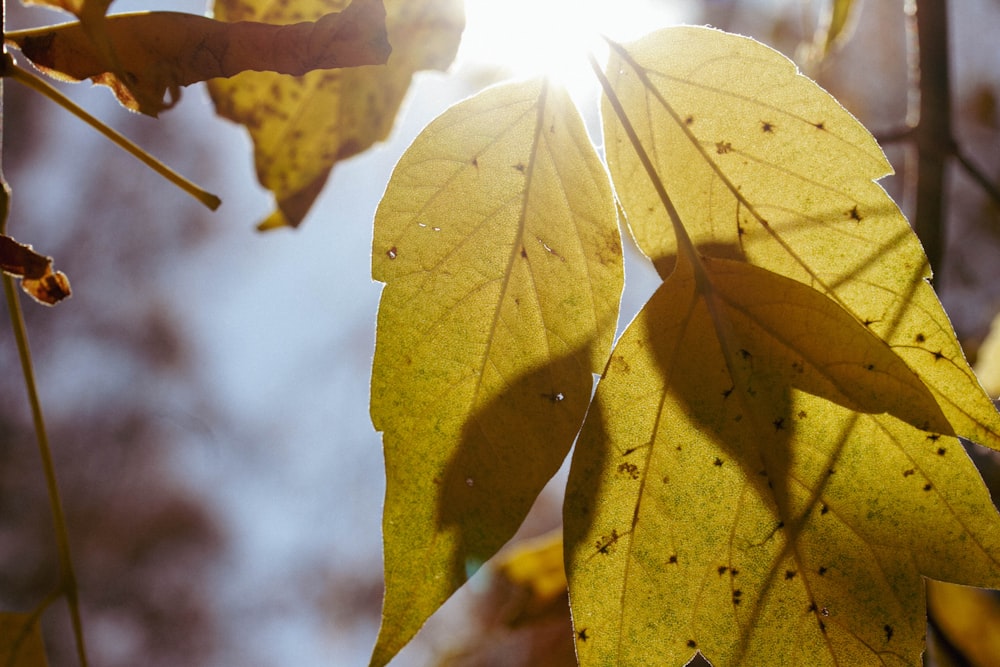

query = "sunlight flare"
[{"left": 458, "top": 0, "right": 689, "bottom": 93}]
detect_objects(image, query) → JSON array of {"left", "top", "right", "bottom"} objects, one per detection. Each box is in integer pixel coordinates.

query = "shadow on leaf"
[{"left": 437, "top": 346, "right": 594, "bottom": 584}]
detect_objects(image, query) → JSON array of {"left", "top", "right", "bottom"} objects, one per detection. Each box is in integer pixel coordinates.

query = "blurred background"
[{"left": 1, "top": 0, "right": 999, "bottom": 665}]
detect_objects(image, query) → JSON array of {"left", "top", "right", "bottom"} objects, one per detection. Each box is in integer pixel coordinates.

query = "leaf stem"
[
  {"left": 586, "top": 52, "right": 700, "bottom": 269},
  {"left": 3, "top": 589, "right": 60, "bottom": 667},
  {"left": 1, "top": 189, "right": 89, "bottom": 667},
  {"left": 2, "top": 55, "right": 221, "bottom": 211}
]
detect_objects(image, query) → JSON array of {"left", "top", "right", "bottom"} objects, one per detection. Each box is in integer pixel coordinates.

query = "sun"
[{"left": 457, "top": 0, "right": 689, "bottom": 95}]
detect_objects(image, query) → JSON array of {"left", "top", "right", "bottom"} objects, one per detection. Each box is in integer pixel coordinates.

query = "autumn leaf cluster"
[{"left": 1, "top": 1, "right": 999, "bottom": 666}]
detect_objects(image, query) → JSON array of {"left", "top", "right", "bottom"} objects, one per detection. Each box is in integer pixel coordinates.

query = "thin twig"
[
  {"left": 954, "top": 146, "right": 1000, "bottom": 208},
  {"left": 1, "top": 55, "right": 221, "bottom": 211},
  {"left": 908, "top": 0, "right": 953, "bottom": 274},
  {"left": 1, "top": 205, "right": 89, "bottom": 666},
  {"left": 0, "top": 22, "right": 89, "bottom": 659}
]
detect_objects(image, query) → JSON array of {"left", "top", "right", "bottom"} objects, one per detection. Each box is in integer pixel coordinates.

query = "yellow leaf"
[
  {"left": 7, "top": 0, "right": 390, "bottom": 116},
  {"left": 370, "top": 78, "right": 622, "bottom": 666},
  {"left": 602, "top": 26, "right": 1000, "bottom": 452},
  {"left": 974, "top": 310, "right": 1000, "bottom": 398},
  {"left": 565, "top": 254, "right": 1000, "bottom": 666},
  {"left": 809, "top": 0, "right": 859, "bottom": 60},
  {"left": 0, "top": 613, "right": 48, "bottom": 667},
  {"left": 494, "top": 529, "right": 568, "bottom": 625},
  {"left": 209, "top": 0, "right": 464, "bottom": 230},
  {"left": 927, "top": 580, "right": 1000, "bottom": 667}
]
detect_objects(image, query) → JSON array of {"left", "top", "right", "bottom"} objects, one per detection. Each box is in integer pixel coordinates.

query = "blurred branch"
[
  {"left": 876, "top": 0, "right": 1000, "bottom": 274},
  {"left": 1, "top": 231, "right": 90, "bottom": 667},
  {"left": 1, "top": 5, "right": 89, "bottom": 665},
  {"left": 954, "top": 146, "right": 1000, "bottom": 206},
  {"left": 910, "top": 0, "right": 951, "bottom": 273}
]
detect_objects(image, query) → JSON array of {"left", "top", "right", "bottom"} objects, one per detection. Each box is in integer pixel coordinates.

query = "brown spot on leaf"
[
  {"left": 596, "top": 530, "right": 620, "bottom": 555},
  {"left": 617, "top": 462, "right": 640, "bottom": 479},
  {"left": 716, "top": 141, "right": 733, "bottom": 154}
]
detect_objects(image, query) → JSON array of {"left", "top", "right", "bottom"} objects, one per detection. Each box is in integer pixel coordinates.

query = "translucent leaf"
[
  {"left": 370, "top": 78, "right": 622, "bottom": 666},
  {"left": 561, "top": 26, "right": 1000, "bottom": 666},
  {"left": 6, "top": 0, "right": 390, "bottom": 116},
  {"left": 602, "top": 26, "right": 1000, "bottom": 452},
  {"left": 0, "top": 613, "right": 48, "bottom": 667},
  {"left": 808, "top": 0, "right": 858, "bottom": 60},
  {"left": 974, "top": 310, "right": 1000, "bottom": 397},
  {"left": 565, "top": 255, "right": 1000, "bottom": 666},
  {"left": 209, "top": 0, "right": 463, "bottom": 230}
]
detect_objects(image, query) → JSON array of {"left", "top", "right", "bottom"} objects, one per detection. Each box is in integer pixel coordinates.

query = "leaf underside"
[
  {"left": 209, "top": 0, "right": 464, "bottom": 230},
  {"left": 7, "top": 0, "right": 391, "bottom": 115},
  {"left": 369, "top": 78, "right": 623, "bottom": 666},
  {"left": 564, "top": 26, "right": 1000, "bottom": 667}
]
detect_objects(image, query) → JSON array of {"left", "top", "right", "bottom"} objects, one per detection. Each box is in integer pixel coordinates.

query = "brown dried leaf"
[
  {"left": 0, "top": 235, "right": 71, "bottom": 305},
  {"left": 6, "top": 0, "right": 390, "bottom": 116},
  {"left": 22, "top": 0, "right": 112, "bottom": 20}
]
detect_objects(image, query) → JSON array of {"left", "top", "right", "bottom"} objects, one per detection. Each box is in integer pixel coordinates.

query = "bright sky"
[{"left": 457, "top": 0, "right": 693, "bottom": 94}]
